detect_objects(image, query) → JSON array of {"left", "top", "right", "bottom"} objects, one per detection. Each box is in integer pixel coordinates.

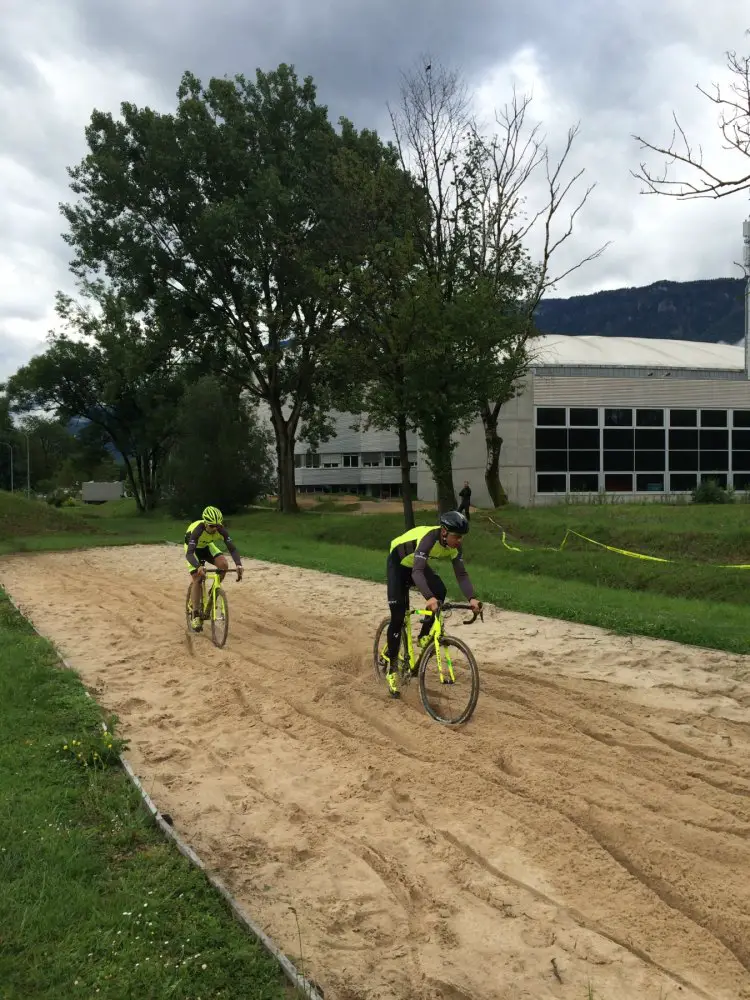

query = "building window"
[
  {"left": 342, "top": 454, "right": 359, "bottom": 468},
  {"left": 569, "top": 407, "right": 598, "bottom": 426},
  {"left": 605, "top": 473, "right": 632, "bottom": 491},
  {"left": 361, "top": 452, "right": 380, "bottom": 467},
  {"left": 570, "top": 473, "right": 599, "bottom": 492},
  {"left": 670, "top": 409, "right": 697, "bottom": 427},
  {"left": 636, "top": 473, "right": 664, "bottom": 492},
  {"left": 323, "top": 461, "right": 339, "bottom": 468},
  {"left": 701, "top": 473, "right": 727, "bottom": 488},
  {"left": 294, "top": 454, "right": 302, "bottom": 468},
  {"left": 636, "top": 409, "right": 664, "bottom": 427},
  {"left": 383, "top": 452, "right": 400, "bottom": 467},
  {"left": 537, "top": 474, "right": 566, "bottom": 492},
  {"left": 670, "top": 473, "right": 697, "bottom": 491},
  {"left": 533, "top": 407, "right": 750, "bottom": 495},
  {"left": 303, "top": 452, "right": 320, "bottom": 469},
  {"left": 537, "top": 407, "right": 566, "bottom": 426},
  {"left": 604, "top": 408, "right": 632, "bottom": 426},
  {"left": 701, "top": 409, "right": 727, "bottom": 428}
]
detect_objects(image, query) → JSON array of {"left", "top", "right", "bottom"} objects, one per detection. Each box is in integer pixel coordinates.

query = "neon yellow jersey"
[
  {"left": 183, "top": 519, "right": 241, "bottom": 568},
  {"left": 390, "top": 525, "right": 459, "bottom": 566}
]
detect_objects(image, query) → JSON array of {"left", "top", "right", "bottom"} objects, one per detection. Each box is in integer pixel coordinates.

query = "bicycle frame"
[
  {"left": 400, "top": 601, "right": 483, "bottom": 684},
  {"left": 193, "top": 564, "right": 238, "bottom": 621}
]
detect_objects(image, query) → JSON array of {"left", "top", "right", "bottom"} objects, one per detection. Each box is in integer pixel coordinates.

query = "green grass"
[
  {"left": 0, "top": 587, "right": 299, "bottom": 1000},
  {"left": 3, "top": 491, "right": 750, "bottom": 652}
]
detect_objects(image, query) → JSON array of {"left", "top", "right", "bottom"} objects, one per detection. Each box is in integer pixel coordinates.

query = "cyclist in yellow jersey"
[
  {"left": 384, "top": 510, "right": 480, "bottom": 697},
  {"left": 184, "top": 505, "right": 243, "bottom": 632}
]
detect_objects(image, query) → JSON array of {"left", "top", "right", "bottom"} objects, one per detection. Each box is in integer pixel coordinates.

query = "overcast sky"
[{"left": 1, "top": 0, "right": 749, "bottom": 379}]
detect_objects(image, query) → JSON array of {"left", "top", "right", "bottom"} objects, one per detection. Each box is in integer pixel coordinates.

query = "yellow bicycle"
[
  {"left": 373, "top": 601, "right": 483, "bottom": 725},
  {"left": 184, "top": 564, "right": 236, "bottom": 648}
]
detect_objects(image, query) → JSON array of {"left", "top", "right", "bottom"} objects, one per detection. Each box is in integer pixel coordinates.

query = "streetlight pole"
[
  {"left": 1, "top": 441, "right": 13, "bottom": 492},
  {"left": 24, "top": 432, "right": 30, "bottom": 497}
]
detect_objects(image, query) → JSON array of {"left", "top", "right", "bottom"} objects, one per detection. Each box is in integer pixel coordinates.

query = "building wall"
[
  {"left": 293, "top": 410, "right": 419, "bottom": 494},
  {"left": 533, "top": 375, "right": 750, "bottom": 407},
  {"left": 417, "top": 378, "right": 535, "bottom": 507}
]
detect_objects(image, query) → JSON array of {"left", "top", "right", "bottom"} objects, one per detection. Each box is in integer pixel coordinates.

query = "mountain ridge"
[{"left": 535, "top": 277, "right": 746, "bottom": 344}]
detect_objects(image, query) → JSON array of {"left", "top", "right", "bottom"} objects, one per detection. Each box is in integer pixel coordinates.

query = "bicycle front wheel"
[
  {"left": 211, "top": 587, "right": 229, "bottom": 648},
  {"left": 418, "top": 636, "right": 479, "bottom": 726}
]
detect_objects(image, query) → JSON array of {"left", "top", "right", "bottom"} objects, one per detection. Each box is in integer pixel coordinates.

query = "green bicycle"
[
  {"left": 185, "top": 564, "right": 236, "bottom": 648},
  {"left": 373, "top": 601, "right": 483, "bottom": 726}
]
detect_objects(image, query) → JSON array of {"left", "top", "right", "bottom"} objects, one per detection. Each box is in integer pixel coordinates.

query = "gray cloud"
[{"left": 1, "top": 0, "right": 749, "bottom": 378}]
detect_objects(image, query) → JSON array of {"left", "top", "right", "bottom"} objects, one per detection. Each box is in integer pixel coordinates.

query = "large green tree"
[
  {"left": 165, "top": 375, "right": 274, "bottom": 519},
  {"left": 7, "top": 290, "right": 189, "bottom": 511},
  {"left": 60, "top": 64, "right": 406, "bottom": 513},
  {"left": 390, "top": 58, "right": 607, "bottom": 507}
]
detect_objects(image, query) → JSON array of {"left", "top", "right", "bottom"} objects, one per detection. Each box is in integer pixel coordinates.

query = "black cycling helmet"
[{"left": 439, "top": 510, "right": 469, "bottom": 535}]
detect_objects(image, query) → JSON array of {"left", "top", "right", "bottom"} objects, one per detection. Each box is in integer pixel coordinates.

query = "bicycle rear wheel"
[
  {"left": 418, "top": 636, "right": 480, "bottom": 726},
  {"left": 211, "top": 587, "right": 229, "bottom": 647}
]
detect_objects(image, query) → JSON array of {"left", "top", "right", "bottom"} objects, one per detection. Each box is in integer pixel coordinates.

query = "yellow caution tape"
[{"left": 486, "top": 515, "right": 750, "bottom": 569}]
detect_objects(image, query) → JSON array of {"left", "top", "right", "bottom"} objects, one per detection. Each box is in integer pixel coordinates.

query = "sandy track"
[{"left": 2, "top": 544, "right": 750, "bottom": 1000}]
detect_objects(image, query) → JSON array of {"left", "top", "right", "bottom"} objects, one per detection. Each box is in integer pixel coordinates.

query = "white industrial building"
[{"left": 294, "top": 333, "right": 750, "bottom": 507}]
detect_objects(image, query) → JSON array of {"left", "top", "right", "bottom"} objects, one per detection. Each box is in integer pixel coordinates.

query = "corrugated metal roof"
[{"left": 531, "top": 335, "right": 745, "bottom": 371}]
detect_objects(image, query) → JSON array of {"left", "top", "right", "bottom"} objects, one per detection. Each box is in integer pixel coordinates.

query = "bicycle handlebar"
[
  {"left": 416, "top": 601, "right": 484, "bottom": 626},
  {"left": 193, "top": 565, "right": 241, "bottom": 573}
]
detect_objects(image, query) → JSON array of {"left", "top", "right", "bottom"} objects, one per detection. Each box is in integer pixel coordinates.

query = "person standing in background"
[{"left": 458, "top": 480, "right": 471, "bottom": 520}]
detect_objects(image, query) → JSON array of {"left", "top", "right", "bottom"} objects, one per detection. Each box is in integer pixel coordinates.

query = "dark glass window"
[
  {"left": 636, "top": 473, "right": 664, "bottom": 492},
  {"left": 699, "top": 451, "right": 729, "bottom": 471},
  {"left": 636, "top": 409, "right": 664, "bottom": 427},
  {"left": 569, "top": 408, "right": 598, "bottom": 426},
  {"left": 635, "top": 429, "right": 665, "bottom": 449},
  {"left": 605, "top": 473, "right": 632, "bottom": 491},
  {"left": 570, "top": 474, "right": 599, "bottom": 492},
  {"left": 700, "top": 473, "right": 727, "bottom": 488},
  {"left": 669, "top": 451, "right": 699, "bottom": 471},
  {"left": 604, "top": 408, "right": 632, "bottom": 426},
  {"left": 537, "top": 408, "right": 565, "bottom": 426},
  {"left": 670, "top": 473, "right": 697, "bottom": 491},
  {"left": 699, "top": 429, "right": 728, "bottom": 450},
  {"left": 733, "top": 451, "right": 750, "bottom": 471},
  {"left": 569, "top": 451, "right": 600, "bottom": 472},
  {"left": 603, "top": 428, "right": 634, "bottom": 450},
  {"left": 568, "top": 428, "right": 599, "bottom": 449},
  {"left": 734, "top": 411, "right": 750, "bottom": 428},
  {"left": 635, "top": 451, "right": 665, "bottom": 471},
  {"left": 604, "top": 451, "right": 634, "bottom": 472},
  {"left": 537, "top": 474, "right": 565, "bottom": 492},
  {"left": 536, "top": 451, "right": 568, "bottom": 472},
  {"left": 733, "top": 430, "right": 750, "bottom": 449},
  {"left": 670, "top": 409, "right": 697, "bottom": 427},
  {"left": 701, "top": 410, "right": 727, "bottom": 428},
  {"left": 734, "top": 472, "right": 750, "bottom": 489},
  {"left": 536, "top": 428, "right": 567, "bottom": 449},
  {"left": 669, "top": 429, "right": 698, "bottom": 449}
]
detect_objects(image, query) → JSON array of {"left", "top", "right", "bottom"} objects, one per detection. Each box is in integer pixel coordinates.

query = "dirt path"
[{"left": 2, "top": 544, "right": 750, "bottom": 1000}]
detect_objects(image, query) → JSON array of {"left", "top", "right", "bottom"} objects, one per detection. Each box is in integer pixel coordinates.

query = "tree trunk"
[
  {"left": 420, "top": 416, "right": 456, "bottom": 513},
  {"left": 397, "top": 413, "right": 415, "bottom": 529},
  {"left": 121, "top": 454, "right": 144, "bottom": 512},
  {"left": 269, "top": 403, "right": 299, "bottom": 514},
  {"left": 480, "top": 401, "right": 509, "bottom": 507}
]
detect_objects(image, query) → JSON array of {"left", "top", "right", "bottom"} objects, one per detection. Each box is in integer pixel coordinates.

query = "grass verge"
[{"left": 0, "top": 587, "right": 300, "bottom": 1000}]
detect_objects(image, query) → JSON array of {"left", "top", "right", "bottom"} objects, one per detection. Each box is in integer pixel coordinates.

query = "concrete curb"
[{"left": 0, "top": 577, "right": 325, "bottom": 1000}]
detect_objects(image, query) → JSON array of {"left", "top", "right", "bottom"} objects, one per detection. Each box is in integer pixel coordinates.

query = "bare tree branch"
[{"left": 632, "top": 38, "right": 750, "bottom": 199}]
